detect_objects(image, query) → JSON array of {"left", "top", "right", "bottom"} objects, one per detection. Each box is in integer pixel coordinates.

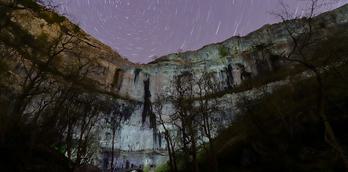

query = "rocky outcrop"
[{"left": 0, "top": 1, "right": 133, "bottom": 100}]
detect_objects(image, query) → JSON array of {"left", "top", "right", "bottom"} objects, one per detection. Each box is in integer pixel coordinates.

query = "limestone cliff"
[
  {"left": 96, "top": 4, "right": 348, "bottom": 167},
  {"left": 111, "top": 3, "right": 348, "bottom": 152},
  {"left": 1, "top": 0, "right": 348, "bottom": 168}
]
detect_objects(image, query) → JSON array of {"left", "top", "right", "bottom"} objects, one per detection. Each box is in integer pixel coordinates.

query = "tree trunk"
[
  {"left": 172, "top": 149, "right": 178, "bottom": 172},
  {"left": 313, "top": 71, "right": 348, "bottom": 170},
  {"left": 208, "top": 138, "right": 218, "bottom": 172},
  {"left": 191, "top": 141, "right": 199, "bottom": 172},
  {"left": 165, "top": 136, "right": 175, "bottom": 172},
  {"left": 189, "top": 124, "right": 198, "bottom": 172},
  {"left": 110, "top": 128, "right": 115, "bottom": 172},
  {"left": 66, "top": 123, "right": 72, "bottom": 159},
  {"left": 168, "top": 133, "right": 178, "bottom": 172}
]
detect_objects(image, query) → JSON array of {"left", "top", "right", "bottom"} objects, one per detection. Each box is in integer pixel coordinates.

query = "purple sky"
[{"left": 53, "top": 0, "right": 347, "bottom": 63}]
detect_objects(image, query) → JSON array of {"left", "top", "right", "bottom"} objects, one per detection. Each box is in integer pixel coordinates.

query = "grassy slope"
[{"left": 212, "top": 66, "right": 348, "bottom": 172}]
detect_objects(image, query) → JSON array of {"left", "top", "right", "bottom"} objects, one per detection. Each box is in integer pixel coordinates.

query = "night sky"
[{"left": 52, "top": 0, "right": 348, "bottom": 63}]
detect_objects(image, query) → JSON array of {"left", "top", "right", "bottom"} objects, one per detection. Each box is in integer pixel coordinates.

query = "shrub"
[
  {"left": 0, "top": 59, "right": 8, "bottom": 76},
  {"left": 219, "top": 46, "right": 229, "bottom": 57},
  {"left": 155, "top": 163, "right": 170, "bottom": 172}
]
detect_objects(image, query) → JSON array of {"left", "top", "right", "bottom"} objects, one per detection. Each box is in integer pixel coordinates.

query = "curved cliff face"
[
  {"left": 2, "top": 0, "right": 348, "bottom": 167},
  {"left": 117, "top": 3, "right": 348, "bottom": 102},
  {"left": 109, "top": 3, "right": 348, "bottom": 153}
]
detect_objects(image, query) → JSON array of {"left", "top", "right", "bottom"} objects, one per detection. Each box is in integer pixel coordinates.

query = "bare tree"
[
  {"left": 273, "top": 0, "right": 348, "bottom": 168},
  {"left": 153, "top": 95, "right": 178, "bottom": 172},
  {"left": 195, "top": 71, "right": 225, "bottom": 172},
  {"left": 170, "top": 70, "right": 200, "bottom": 172},
  {"left": 106, "top": 105, "right": 121, "bottom": 172},
  {"left": 103, "top": 102, "right": 133, "bottom": 172},
  {"left": 0, "top": 4, "right": 108, "bottom": 167},
  {"left": 74, "top": 96, "right": 103, "bottom": 165}
]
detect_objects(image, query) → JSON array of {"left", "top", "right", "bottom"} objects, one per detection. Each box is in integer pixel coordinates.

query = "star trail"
[{"left": 53, "top": 0, "right": 348, "bottom": 63}]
